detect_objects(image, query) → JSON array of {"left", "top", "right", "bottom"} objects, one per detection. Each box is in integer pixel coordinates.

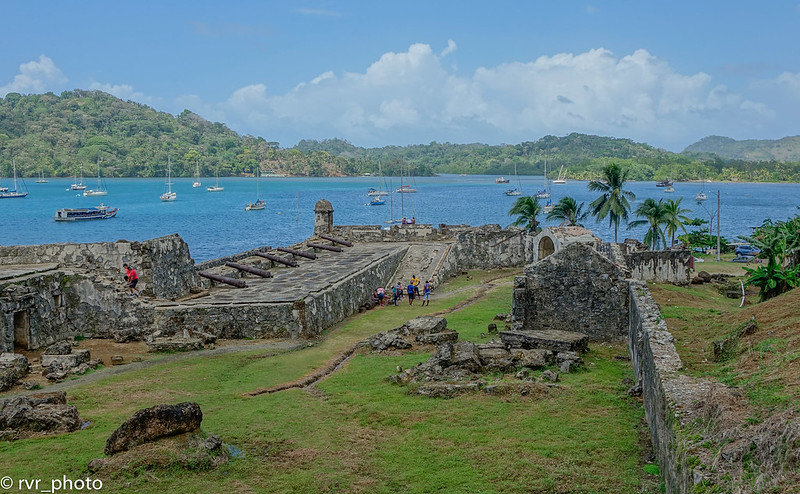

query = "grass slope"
[{"left": 2, "top": 269, "right": 657, "bottom": 493}]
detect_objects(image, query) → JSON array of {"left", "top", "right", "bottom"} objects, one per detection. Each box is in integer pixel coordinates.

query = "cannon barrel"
[
  {"left": 277, "top": 247, "right": 317, "bottom": 260},
  {"left": 319, "top": 234, "right": 353, "bottom": 247},
  {"left": 254, "top": 252, "right": 299, "bottom": 267},
  {"left": 198, "top": 271, "right": 247, "bottom": 288},
  {"left": 307, "top": 242, "right": 343, "bottom": 252},
  {"left": 224, "top": 262, "right": 272, "bottom": 278}
]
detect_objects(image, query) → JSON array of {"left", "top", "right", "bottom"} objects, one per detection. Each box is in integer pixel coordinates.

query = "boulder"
[
  {"left": 541, "top": 370, "right": 559, "bottom": 382},
  {"left": 111, "top": 355, "right": 125, "bottom": 365},
  {"left": 0, "top": 353, "right": 29, "bottom": 391},
  {"left": 0, "top": 392, "right": 82, "bottom": 439},
  {"left": 476, "top": 342, "right": 514, "bottom": 371},
  {"left": 367, "top": 332, "right": 412, "bottom": 352},
  {"left": 403, "top": 316, "right": 448, "bottom": 336},
  {"left": 105, "top": 402, "right": 203, "bottom": 455},
  {"left": 416, "top": 382, "right": 480, "bottom": 398}
]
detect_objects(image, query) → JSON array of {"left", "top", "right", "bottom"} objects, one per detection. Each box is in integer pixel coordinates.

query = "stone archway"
[
  {"left": 13, "top": 310, "right": 31, "bottom": 349},
  {"left": 538, "top": 236, "right": 555, "bottom": 260}
]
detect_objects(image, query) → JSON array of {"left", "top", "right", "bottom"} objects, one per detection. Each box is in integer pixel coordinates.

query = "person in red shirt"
[{"left": 123, "top": 263, "right": 141, "bottom": 297}]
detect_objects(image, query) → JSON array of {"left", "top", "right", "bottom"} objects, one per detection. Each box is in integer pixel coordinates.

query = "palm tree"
[
  {"left": 546, "top": 196, "right": 587, "bottom": 226},
  {"left": 662, "top": 198, "right": 692, "bottom": 247},
  {"left": 629, "top": 198, "right": 668, "bottom": 250},
  {"left": 508, "top": 196, "right": 543, "bottom": 232},
  {"left": 588, "top": 163, "right": 636, "bottom": 242}
]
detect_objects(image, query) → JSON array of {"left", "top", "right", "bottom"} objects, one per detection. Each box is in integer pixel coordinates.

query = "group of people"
[
  {"left": 401, "top": 217, "right": 416, "bottom": 224},
  {"left": 374, "top": 275, "right": 432, "bottom": 307}
]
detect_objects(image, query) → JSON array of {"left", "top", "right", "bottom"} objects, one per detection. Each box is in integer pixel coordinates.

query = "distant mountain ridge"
[{"left": 684, "top": 135, "right": 800, "bottom": 161}]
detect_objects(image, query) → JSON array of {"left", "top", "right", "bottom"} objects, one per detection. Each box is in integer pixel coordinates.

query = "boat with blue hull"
[{"left": 54, "top": 204, "right": 118, "bottom": 221}]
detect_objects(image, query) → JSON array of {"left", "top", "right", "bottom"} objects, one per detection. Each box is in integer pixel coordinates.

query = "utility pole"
[{"left": 716, "top": 190, "right": 721, "bottom": 262}]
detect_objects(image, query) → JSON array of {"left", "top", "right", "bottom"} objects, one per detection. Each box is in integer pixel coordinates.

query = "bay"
[{"left": 1, "top": 175, "right": 798, "bottom": 262}]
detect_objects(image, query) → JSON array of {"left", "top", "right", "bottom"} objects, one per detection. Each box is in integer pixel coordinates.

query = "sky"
[{"left": 2, "top": 1, "right": 800, "bottom": 152}]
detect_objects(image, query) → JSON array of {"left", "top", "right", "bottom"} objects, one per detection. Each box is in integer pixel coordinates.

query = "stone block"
[
  {"left": 41, "top": 354, "right": 79, "bottom": 370},
  {"left": 415, "top": 331, "right": 459, "bottom": 345},
  {"left": 500, "top": 329, "right": 588, "bottom": 353},
  {"left": 111, "top": 355, "right": 124, "bottom": 365},
  {"left": 0, "top": 353, "right": 30, "bottom": 391},
  {"left": 415, "top": 382, "right": 480, "bottom": 398},
  {"left": 449, "top": 341, "right": 482, "bottom": 372},
  {"left": 146, "top": 338, "right": 204, "bottom": 353},
  {"left": 74, "top": 349, "right": 91, "bottom": 365},
  {"left": 510, "top": 348, "right": 553, "bottom": 368},
  {"left": 42, "top": 340, "right": 73, "bottom": 355}
]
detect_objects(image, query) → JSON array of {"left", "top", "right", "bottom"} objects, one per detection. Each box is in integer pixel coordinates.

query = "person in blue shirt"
[
  {"left": 422, "top": 280, "right": 432, "bottom": 306},
  {"left": 407, "top": 282, "right": 415, "bottom": 306}
]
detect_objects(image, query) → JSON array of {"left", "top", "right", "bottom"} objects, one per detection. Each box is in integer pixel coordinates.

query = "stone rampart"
[
  {"left": 625, "top": 250, "right": 692, "bottom": 285},
  {"left": 0, "top": 235, "right": 198, "bottom": 299},
  {"left": 436, "top": 226, "right": 525, "bottom": 281},
  {"left": 628, "top": 281, "right": 692, "bottom": 493},
  {"left": 331, "top": 223, "right": 480, "bottom": 243}
]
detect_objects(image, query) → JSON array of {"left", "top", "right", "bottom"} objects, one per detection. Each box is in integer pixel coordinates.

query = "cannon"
[
  {"left": 254, "top": 252, "right": 299, "bottom": 267},
  {"left": 307, "top": 242, "right": 343, "bottom": 253},
  {"left": 277, "top": 247, "right": 317, "bottom": 260},
  {"left": 198, "top": 271, "right": 247, "bottom": 288},
  {"left": 319, "top": 234, "right": 353, "bottom": 247},
  {"left": 224, "top": 261, "right": 272, "bottom": 278}
]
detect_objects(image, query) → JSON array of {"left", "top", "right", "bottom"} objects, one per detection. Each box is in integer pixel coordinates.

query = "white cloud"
[
  {"left": 208, "top": 43, "right": 767, "bottom": 149},
  {"left": 0, "top": 55, "right": 67, "bottom": 97},
  {"left": 440, "top": 39, "right": 457, "bottom": 58}
]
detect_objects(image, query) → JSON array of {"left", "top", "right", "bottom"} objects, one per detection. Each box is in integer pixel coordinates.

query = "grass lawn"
[{"left": 2, "top": 269, "right": 659, "bottom": 493}]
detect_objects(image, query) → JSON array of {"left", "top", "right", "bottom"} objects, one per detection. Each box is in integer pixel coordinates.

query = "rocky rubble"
[
  {"left": 40, "top": 342, "right": 103, "bottom": 381},
  {"left": 362, "top": 316, "right": 454, "bottom": 352},
  {"left": 385, "top": 324, "right": 588, "bottom": 397},
  {"left": 0, "top": 391, "right": 83, "bottom": 440}
]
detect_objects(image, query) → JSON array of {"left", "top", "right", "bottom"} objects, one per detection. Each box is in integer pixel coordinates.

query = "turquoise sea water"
[{"left": 1, "top": 175, "right": 798, "bottom": 261}]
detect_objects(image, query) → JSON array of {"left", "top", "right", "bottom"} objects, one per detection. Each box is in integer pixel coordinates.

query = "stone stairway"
[{"left": 389, "top": 242, "right": 451, "bottom": 288}]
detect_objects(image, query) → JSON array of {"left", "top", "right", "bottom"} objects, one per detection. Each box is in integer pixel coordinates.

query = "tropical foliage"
[
  {"left": 5, "top": 91, "right": 800, "bottom": 180},
  {"left": 662, "top": 198, "right": 693, "bottom": 247},
  {"left": 628, "top": 198, "right": 668, "bottom": 250},
  {"left": 546, "top": 196, "right": 587, "bottom": 226},
  {"left": 588, "top": 163, "right": 636, "bottom": 242},
  {"left": 742, "top": 215, "right": 800, "bottom": 301},
  {"left": 508, "top": 196, "right": 543, "bottom": 232}
]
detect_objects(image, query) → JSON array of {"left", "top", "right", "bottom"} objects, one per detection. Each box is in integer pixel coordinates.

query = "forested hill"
[
  {"left": 0, "top": 90, "right": 364, "bottom": 178},
  {"left": 684, "top": 135, "right": 800, "bottom": 162},
  {"left": 2, "top": 90, "right": 800, "bottom": 181}
]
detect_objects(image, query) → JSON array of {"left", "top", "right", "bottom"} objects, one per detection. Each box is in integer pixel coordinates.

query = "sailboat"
[
  {"left": 36, "top": 168, "right": 48, "bottom": 183},
  {"left": 83, "top": 158, "right": 108, "bottom": 197},
  {"left": 552, "top": 165, "right": 567, "bottom": 184},
  {"left": 536, "top": 158, "right": 551, "bottom": 199},
  {"left": 160, "top": 157, "right": 177, "bottom": 201},
  {"left": 395, "top": 161, "right": 417, "bottom": 193},
  {"left": 192, "top": 160, "right": 201, "bottom": 188},
  {"left": 207, "top": 167, "right": 224, "bottom": 192},
  {"left": 696, "top": 174, "right": 708, "bottom": 201},
  {"left": 504, "top": 162, "right": 522, "bottom": 196},
  {"left": 0, "top": 159, "right": 28, "bottom": 199},
  {"left": 367, "top": 162, "right": 389, "bottom": 196},
  {"left": 245, "top": 167, "right": 265, "bottom": 211},
  {"left": 70, "top": 165, "right": 87, "bottom": 190}
]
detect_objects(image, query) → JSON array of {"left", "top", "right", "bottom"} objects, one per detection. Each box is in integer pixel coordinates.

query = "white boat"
[
  {"left": 396, "top": 184, "right": 417, "bottom": 193},
  {"left": 664, "top": 186, "right": 675, "bottom": 193},
  {"left": 495, "top": 177, "right": 510, "bottom": 184},
  {"left": 552, "top": 165, "right": 567, "bottom": 184},
  {"left": 0, "top": 159, "right": 28, "bottom": 199},
  {"left": 543, "top": 199, "right": 554, "bottom": 213},
  {"left": 535, "top": 157, "right": 551, "bottom": 199},
  {"left": 160, "top": 157, "right": 177, "bottom": 201},
  {"left": 695, "top": 192, "right": 707, "bottom": 201},
  {"left": 70, "top": 165, "right": 86, "bottom": 190},
  {"left": 245, "top": 167, "right": 265, "bottom": 210},
  {"left": 83, "top": 158, "right": 108, "bottom": 197},
  {"left": 207, "top": 167, "right": 224, "bottom": 192},
  {"left": 367, "top": 196, "right": 385, "bottom": 206},
  {"left": 192, "top": 160, "right": 201, "bottom": 188},
  {"left": 35, "top": 168, "right": 48, "bottom": 183},
  {"left": 54, "top": 203, "right": 117, "bottom": 221}
]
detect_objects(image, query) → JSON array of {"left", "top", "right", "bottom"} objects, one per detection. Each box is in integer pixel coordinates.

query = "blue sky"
[{"left": 2, "top": 1, "right": 800, "bottom": 152}]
